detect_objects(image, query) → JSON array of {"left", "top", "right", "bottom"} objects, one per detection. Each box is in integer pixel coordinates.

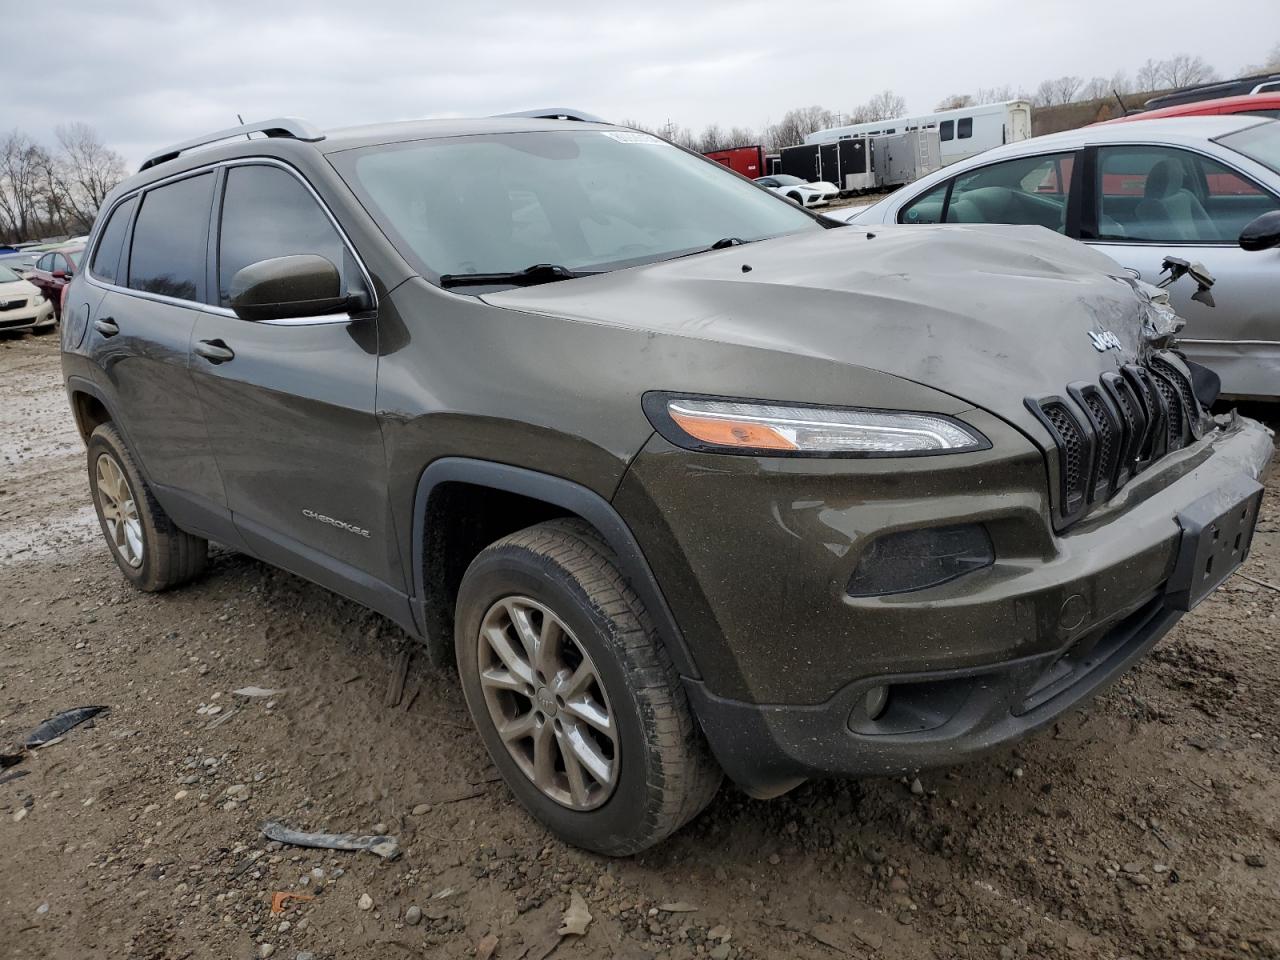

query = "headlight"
[{"left": 643, "top": 394, "right": 990, "bottom": 457}]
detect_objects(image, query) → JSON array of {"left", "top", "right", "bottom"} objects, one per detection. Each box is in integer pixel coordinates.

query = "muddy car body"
[{"left": 60, "top": 115, "right": 1273, "bottom": 853}]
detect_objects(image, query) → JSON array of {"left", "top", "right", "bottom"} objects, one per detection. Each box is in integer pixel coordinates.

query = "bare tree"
[
  {"left": 1033, "top": 76, "right": 1084, "bottom": 107},
  {"left": 54, "top": 122, "right": 126, "bottom": 230},
  {"left": 1109, "top": 70, "right": 1135, "bottom": 95},
  {"left": 1240, "top": 42, "right": 1280, "bottom": 75},
  {"left": 725, "top": 126, "right": 757, "bottom": 148},
  {"left": 1081, "top": 76, "right": 1112, "bottom": 101},
  {"left": 935, "top": 93, "right": 974, "bottom": 111},
  {"left": 975, "top": 85, "right": 1029, "bottom": 104},
  {"left": 1136, "top": 58, "right": 1163, "bottom": 91},
  {"left": 850, "top": 90, "right": 907, "bottom": 123},
  {"left": 0, "top": 131, "right": 49, "bottom": 242},
  {"left": 766, "top": 106, "right": 837, "bottom": 149},
  {"left": 1158, "top": 53, "right": 1218, "bottom": 88}
]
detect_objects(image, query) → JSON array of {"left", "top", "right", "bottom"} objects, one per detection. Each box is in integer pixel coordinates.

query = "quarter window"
[
  {"left": 217, "top": 164, "right": 353, "bottom": 308},
  {"left": 1094, "top": 145, "right": 1280, "bottom": 243},
  {"left": 90, "top": 197, "right": 136, "bottom": 285},
  {"left": 898, "top": 180, "right": 950, "bottom": 224},
  {"left": 128, "top": 173, "right": 214, "bottom": 302},
  {"left": 957, "top": 118, "right": 973, "bottom": 139}
]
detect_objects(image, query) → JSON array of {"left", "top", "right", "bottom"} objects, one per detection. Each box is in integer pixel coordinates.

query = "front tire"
[
  {"left": 455, "top": 519, "right": 721, "bottom": 855},
  {"left": 87, "top": 423, "right": 207, "bottom": 591}
]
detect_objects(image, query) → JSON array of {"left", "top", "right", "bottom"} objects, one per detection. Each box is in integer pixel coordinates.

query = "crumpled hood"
[{"left": 483, "top": 223, "right": 1174, "bottom": 436}]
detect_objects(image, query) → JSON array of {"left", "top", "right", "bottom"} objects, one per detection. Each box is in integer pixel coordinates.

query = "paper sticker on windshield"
[{"left": 601, "top": 131, "right": 662, "bottom": 144}]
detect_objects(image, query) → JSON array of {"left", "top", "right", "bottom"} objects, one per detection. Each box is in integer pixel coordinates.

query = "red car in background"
[
  {"left": 29, "top": 245, "right": 83, "bottom": 321},
  {"left": 1102, "top": 93, "right": 1280, "bottom": 124}
]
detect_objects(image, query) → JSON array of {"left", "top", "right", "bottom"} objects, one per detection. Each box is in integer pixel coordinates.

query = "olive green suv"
[{"left": 60, "top": 112, "right": 1273, "bottom": 854}]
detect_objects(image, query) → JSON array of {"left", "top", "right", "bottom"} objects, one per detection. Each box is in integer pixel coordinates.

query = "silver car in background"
[{"left": 841, "top": 116, "right": 1280, "bottom": 400}]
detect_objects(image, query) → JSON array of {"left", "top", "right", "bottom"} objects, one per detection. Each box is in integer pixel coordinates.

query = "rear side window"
[
  {"left": 89, "top": 197, "right": 136, "bottom": 285},
  {"left": 939, "top": 120, "right": 954, "bottom": 142},
  {"left": 958, "top": 118, "right": 973, "bottom": 139},
  {"left": 128, "top": 173, "right": 214, "bottom": 302},
  {"left": 217, "top": 164, "right": 351, "bottom": 307}
]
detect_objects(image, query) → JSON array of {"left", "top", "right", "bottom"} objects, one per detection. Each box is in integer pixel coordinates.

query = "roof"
[
  {"left": 1103, "top": 93, "right": 1280, "bottom": 124},
  {"left": 316, "top": 116, "right": 619, "bottom": 154},
  {"left": 967, "top": 114, "right": 1274, "bottom": 162}
]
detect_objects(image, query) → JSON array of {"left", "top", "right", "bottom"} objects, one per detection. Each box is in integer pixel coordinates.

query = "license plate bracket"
[{"left": 1166, "top": 474, "right": 1264, "bottom": 612}]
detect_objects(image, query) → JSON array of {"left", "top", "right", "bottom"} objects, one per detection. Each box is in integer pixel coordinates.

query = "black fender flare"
[
  {"left": 64, "top": 376, "right": 142, "bottom": 461},
  {"left": 410, "top": 458, "right": 701, "bottom": 679}
]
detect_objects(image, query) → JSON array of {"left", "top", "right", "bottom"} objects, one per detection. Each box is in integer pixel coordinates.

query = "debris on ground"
[
  {"left": 269, "top": 892, "right": 316, "bottom": 914},
  {"left": 233, "top": 686, "right": 285, "bottom": 698},
  {"left": 559, "top": 891, "right": 592, "bottom": 936},
  {"left": 24, "top": 705, "right": 108, "bottom": 748},
  {"left": 260, "top": 820, "right": 402, "bottom": 860}
]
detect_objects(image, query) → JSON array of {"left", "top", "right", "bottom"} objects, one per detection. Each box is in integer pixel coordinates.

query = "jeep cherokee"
[{"left": 60, "top": 113, "right": 1274, "bottom": 855}]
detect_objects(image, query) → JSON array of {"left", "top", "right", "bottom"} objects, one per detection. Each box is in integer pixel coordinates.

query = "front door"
[
  {"left": 1086, "top": 143, "right": 1280, "bottom": 397},
  {"left": 188, "top": 162, "right": 399, "bottom": 600}
]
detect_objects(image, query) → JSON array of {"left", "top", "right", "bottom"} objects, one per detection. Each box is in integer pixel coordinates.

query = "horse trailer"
[{"left": 805, "top": 100, "right": 1032, "bottom": 166}]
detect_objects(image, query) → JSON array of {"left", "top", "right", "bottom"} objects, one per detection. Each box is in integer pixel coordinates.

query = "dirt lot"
[{"left": 2, "top": 331, "right": 1279, "bottom": 960}]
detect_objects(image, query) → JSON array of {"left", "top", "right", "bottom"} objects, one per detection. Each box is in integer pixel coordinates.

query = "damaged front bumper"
[{"left": 621, "top": 411, "right": 1273, "bottom": 798}]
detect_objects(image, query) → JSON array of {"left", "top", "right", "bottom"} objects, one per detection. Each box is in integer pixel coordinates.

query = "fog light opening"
[{"left": 863, "top": 685, "right": 889, "bottom": 721}]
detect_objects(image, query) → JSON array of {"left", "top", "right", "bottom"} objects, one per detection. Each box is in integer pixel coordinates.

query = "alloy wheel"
[
  {"left": 477, "top": 596, "right": 619, "bottom": 810},
  {"left": 95, "top": 452, "right": 143, "bottom": 568}
]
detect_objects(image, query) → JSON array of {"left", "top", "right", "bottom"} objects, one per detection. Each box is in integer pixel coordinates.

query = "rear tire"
[
  {"left": 455, "top": 518, "right": 721, "bottom": 855},
  {"left": 87, "top": 423, "right": 207, "bottom": 591}
]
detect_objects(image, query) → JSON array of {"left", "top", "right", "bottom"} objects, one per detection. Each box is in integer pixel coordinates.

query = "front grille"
[
  {"left": 0, "top": 297, "right": 26, "bottom": 312},
  {"left": 1027, "top": 352, "right": 1203, "bottom": 529}
]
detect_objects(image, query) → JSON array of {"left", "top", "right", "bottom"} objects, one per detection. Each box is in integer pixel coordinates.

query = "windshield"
[
  {"left": 1218, "top": 119, "right": 1280, "bottom": 175},
  {"left": 336, "top": 129, "right": 820, "bottom": 287},
  {"left": 771, "top": 174, "right": 805, "bottom": 185},
  {"left": 0, "top": 265, "right": 19, "bottom": 283}
]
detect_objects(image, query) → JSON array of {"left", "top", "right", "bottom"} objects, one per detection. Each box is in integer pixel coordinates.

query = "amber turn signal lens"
[{"left": 667, "top": 408, "right": 799, "bottom": 450}]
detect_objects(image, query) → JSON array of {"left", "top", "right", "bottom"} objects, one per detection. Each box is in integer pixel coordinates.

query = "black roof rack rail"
[
  {"left": 138, "top": 117, "right": 325, "bottom": 172},
  {"left": 492, "top": 108, "right": 606, "bottom": 123}
]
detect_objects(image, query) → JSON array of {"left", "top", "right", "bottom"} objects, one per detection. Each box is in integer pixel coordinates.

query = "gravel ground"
[{"left": 2, "top": 331, "right": 1279, "bottom": 960}]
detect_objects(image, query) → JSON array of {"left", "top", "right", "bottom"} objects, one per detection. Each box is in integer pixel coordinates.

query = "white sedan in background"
[
  {"left": 838, "top": 115, "right": 1280, "bottom": 400},
  {"left": 754, "top": 174, "right": 839, "bottom": 207},
  {"left": 0, "top": 263, "right": 55, "bottom": 333}
]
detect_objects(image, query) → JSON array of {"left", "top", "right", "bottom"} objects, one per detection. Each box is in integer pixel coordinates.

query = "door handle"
[
  {"left": 93, "top": 317, "right": 119, "bottom": 337},
  {"left": 194, "top": 339, "right": 235, "bottom": 364}
]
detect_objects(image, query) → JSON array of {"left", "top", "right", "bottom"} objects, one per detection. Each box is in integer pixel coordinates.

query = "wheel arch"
[
  {"left": 411, "top": 458, "right": 700, "bottom": 680},
  {"left": 66, "top": 376, "right": 124, "bottom": 447}
]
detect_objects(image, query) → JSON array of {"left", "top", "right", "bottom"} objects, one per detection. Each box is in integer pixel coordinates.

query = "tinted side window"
[
  {"left": 958, "top": 118, "right": 973, "bottom": 139},
  {"left": 943, "top": 153, "right": 1076, "bottom": 233},
  {"left": 36, "top": 254, "right": 51, "bottom": 271},
  {"left": 128, "top": 173, "right": 214, "bottom": 301},
  {"left": 218, "top": 165, "right": 350, "bottom": 307},
  {"left": 939, "top": 120, "right": 954, "bottom": 142},
  {"left": 1095, "top": 145, "right": 1280, "bottom": 243},
  {"left": 89, "top": 196, "right": 137, "bottom": 285}
]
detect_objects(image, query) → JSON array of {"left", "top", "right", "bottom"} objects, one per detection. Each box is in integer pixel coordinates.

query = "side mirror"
[
  {"left": 1239, "top": 210, "right": 1280, "bottom": 251},
  {"left": 51, "top": 269, "right": 66, "bottom": 280},
  {"left": 228, "top": 255, "right": 350, "bottom": 322}
]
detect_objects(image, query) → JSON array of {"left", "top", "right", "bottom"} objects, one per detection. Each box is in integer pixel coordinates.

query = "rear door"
[
  {"left": 189, "top": 161, "right": 397, "bottom": 595},
  {"left": 86, "top": 173, "right": 233, "bottom": 540},
  {"left": 1083, "top": 143, "right": 1280, "bottom": 397}
]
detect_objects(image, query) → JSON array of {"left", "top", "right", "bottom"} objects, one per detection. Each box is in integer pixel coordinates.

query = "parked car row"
[{"left": 0, "top": 240, "right": 83, "bottom": 333}]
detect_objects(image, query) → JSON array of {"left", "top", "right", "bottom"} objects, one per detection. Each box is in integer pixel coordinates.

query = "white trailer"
[{"left": 805, "top": 100, "right": 1032, "bottom": 166}]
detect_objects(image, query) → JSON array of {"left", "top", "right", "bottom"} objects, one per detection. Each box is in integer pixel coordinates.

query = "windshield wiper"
[{"left": 439, "top": 263, "right": 598, "bottom": 289}]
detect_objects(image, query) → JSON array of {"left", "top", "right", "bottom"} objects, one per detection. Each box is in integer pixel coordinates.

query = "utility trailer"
[
  {"left": 870, "top": 129, "right": 942, "bottom": 187},
  {"left": 778, "top": 136, "right": 875, "bottom": 193},
  {"left": 703, "top": 145, "right": 766, "bottom": 179}
]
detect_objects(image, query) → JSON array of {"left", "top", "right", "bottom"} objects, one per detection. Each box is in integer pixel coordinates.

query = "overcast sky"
[{"left": 6, "top": 0, "right": 1277, "bottom": 167}]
